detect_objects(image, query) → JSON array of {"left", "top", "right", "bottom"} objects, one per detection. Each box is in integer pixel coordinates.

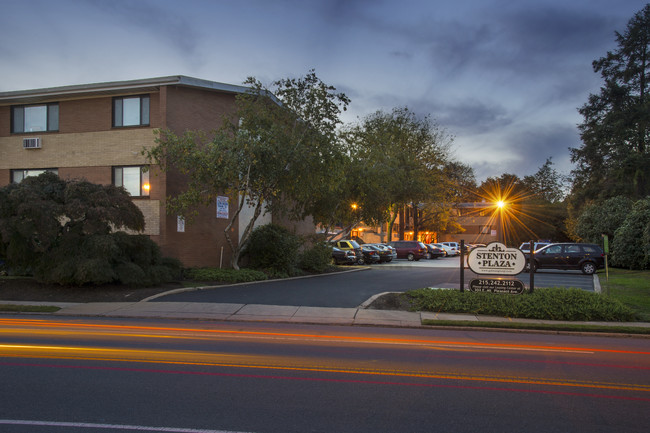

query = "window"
[
  {"left": 12, "top": 104, "right": 59, "bottom": 133},
  {"left": 113, "top": 166, "right": 150, "bottom": 197},
  {"left": 566, "top": 245, "right": 581, "bottom": 253},
  {"left": 546, "top": 245, "right": 562, "bottom": 254},
  {"left": 113, "top": 96, "right": 150, "bottom": 127},
  {"left": 11, "top": 168, "right": 58, "bottom": 183}
]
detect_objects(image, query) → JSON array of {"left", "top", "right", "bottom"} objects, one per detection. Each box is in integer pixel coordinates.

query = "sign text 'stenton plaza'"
[{"left": 467, "top": 243, "right": 526, "bottom": 276}]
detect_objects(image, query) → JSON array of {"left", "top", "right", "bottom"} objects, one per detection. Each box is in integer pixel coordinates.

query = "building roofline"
[{"left": 0, "top": 75, "right": 267, "bottom": 104}]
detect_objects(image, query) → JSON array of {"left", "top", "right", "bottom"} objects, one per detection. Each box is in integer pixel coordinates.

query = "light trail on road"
[
  {"left": 1, "top": 317, "right": 650, "bottom": 400},
  {"left": 1, "top": 317, "right": 648, "bottom": 355},
  {"left": 2, "top": 316, "right": 649, "bottom": 432}
]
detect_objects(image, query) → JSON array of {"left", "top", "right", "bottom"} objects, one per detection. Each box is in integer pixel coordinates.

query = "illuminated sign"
[{"left": 467, "top": 242, "right": 526, "bottom": 276}]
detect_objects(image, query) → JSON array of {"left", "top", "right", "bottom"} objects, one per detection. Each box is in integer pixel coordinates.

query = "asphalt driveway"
[{"left": 153, "top": 263, "right": 597, "bottom": 308}]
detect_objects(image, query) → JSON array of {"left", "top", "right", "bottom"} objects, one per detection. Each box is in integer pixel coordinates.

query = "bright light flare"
[{"left": 496, "top": 200, "right": 505, "bottom": 209}]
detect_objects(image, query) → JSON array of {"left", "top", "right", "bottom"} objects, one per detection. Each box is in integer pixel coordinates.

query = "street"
[
  {"left": 154, "top": 259, "right": 596, "bottom": 307},
  {"left": 0, "top": 316, "right": 648, "bottom": 432}
]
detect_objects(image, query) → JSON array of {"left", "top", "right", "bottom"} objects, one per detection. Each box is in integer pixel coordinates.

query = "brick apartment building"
[{"left": 0, "top": 76, "right": 312, "bottom": 268}]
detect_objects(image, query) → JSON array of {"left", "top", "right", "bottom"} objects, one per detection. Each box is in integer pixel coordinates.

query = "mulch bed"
[{"left": 0, "top": 278, "right": 185, "bottom": 303}]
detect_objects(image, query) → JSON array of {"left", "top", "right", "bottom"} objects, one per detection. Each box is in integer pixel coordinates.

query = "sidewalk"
[{"left": 4, "top": 295, "right": 649, "bottom": 331}]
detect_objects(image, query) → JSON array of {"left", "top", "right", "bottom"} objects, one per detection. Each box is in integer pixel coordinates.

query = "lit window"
[
  {"left": 113, "top": 166, "right": 150, "bottom": 197},
  {"left": 113, "top": 96, "right": 150, "bottom": 127},
  {"left": 11, "top": 168, "right": 58, "bottom": 183},
  {"left": 12, "top": 104, "right": 59, "bottom": 133}
]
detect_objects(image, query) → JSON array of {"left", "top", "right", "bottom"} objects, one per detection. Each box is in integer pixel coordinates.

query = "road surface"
[{"left": 1, "top": 315, "right": 648, "bottom": 432}]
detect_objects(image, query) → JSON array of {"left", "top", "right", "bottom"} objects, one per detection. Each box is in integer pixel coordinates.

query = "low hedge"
[
  {"left": 404, "top": 287, "right": 638, "bottom": 322},
  {"left": 185, "top": 268, "right": 268, "bottom": 284}
]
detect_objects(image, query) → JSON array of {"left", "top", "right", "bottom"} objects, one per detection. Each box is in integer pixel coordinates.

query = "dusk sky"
[{"left": 1, "top": 0, "right": 647, "bottom": 181}]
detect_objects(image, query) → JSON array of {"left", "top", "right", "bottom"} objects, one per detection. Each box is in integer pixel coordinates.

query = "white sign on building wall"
[{"left": 216, "top": 196, "right": 229, "bottom": 219}]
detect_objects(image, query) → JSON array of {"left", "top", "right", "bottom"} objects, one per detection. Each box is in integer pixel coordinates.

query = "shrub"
[
  {"left": 611, "top": 198, "right": 650, "bottom": 270},
  {"left": 404, "top": 287, "right": 637, "bottom": 322},
  {"left": 298, "top": 242, "right": 332, "bottom": 273},
  {"left": 185, "top": 267, "right": 267, "bottom": 283},
  {"left": 242, "top": 224, "right": 301, "bottom": 275},
  {"left": 35, "top": 232, "right": 182, "bottom": 286}
]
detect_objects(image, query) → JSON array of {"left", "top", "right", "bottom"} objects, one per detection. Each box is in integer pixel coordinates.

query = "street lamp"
[{"left": 495, "top": 200, "right": 507, "bottom": 244}]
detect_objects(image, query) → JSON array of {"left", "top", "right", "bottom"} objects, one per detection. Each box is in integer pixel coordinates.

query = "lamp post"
[
  {"left": 351, "top": 203, "right": 359, "bottom": 237},
  {"left": 496, "top": 200, "right": 505, "bottom": 244}
]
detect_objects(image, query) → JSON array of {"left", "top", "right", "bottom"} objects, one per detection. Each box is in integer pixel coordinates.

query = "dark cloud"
[
  {"left": 88, "top": 0, "right": 201, "bottom": 57},
  {"left": 492, "top": 123, "right": 578, "bottom": 177}
]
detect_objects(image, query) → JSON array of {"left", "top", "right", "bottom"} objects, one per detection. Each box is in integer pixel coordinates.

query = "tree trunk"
[
  {"left": 386, "top": 205, "right": 398, "bottom": 242},
  {"left": 229, "top": 196, "right": 265, "bottom": 270},
  {"left": 412, "top": 202, "right": 419, "bottom": 241}
]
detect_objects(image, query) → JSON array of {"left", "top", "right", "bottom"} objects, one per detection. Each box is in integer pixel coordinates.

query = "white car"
[
  {"left": 432, "top": 243, "right": 453, "bottom": 257},
  {"left": 440, "top": 242, "right": 460, "bottom": 256}
]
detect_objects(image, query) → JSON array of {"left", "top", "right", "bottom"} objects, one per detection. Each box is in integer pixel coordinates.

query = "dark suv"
[
  {"left": 525, "top": 243, "right": 604, "bottom": 275},
  {"left": 387, "top": 241, "right": 427, "bottom": 261}
]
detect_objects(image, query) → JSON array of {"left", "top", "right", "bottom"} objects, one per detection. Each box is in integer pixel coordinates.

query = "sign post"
[
  {"left": 529, "top": 240, "right": 534, "bottom": 293},
  {"left": 602, "top": 234, "right": 609, "bottom": 282},
  {"left": 459, "top": 240, "right": 465, "bottom": 292}
]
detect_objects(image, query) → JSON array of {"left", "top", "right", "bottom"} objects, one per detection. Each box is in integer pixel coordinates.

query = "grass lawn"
[{"left": 600, "top": 268, "right": 650, "bottom": 321}]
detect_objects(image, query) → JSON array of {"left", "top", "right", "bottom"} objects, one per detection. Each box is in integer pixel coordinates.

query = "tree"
[
  {"left": 442, "top": 161, "right": 478, "bottom": 204},
  {"left": 0, "top": 173, "right": 177, "bottom": 285},
  {"left": 145, "top": 71, "right": 349, "bottom": 269},
  {"left": 572, "top": 196, "right": 633, "bottom": 243},
  {"left": 342, "top": 107, "right": 452, "bottom": 241},
  {"left": 522, "top": 158, "right": 566, "bottom": 203},
  {"left": 570, "top": 4, "right": 650, "bottom": 211}
]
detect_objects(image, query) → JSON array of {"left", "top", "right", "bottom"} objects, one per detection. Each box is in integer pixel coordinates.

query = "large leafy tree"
[
  {"left": 570, "top": 4, "right": 650, "bottom": 210},
  {"left": 145, "top": 71, "right": 349, "bottom": 269},
  {"left": 342, "top": 107, "right": 452, "bottom": 241}
]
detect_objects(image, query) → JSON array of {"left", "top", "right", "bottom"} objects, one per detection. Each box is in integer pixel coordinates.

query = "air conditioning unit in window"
[{"left": 23, "top": 138, "right": 41, "bottom": 149}]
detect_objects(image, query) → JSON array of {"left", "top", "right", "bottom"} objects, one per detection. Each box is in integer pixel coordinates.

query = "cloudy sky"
[{"left": 1, "top": 0, "right": 646, "bottom": 180}]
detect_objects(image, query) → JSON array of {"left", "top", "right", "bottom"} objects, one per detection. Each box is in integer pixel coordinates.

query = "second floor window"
[
  {"left": 12, "top": 104, "right": 59, "bottom": 133},
  {"left": 113, "top": 96, "right": 150, "bottom": 127}
]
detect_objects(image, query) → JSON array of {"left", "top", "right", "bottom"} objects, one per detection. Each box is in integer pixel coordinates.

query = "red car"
[{"left": 387, "top": 241, "right": 428, "bottom": 261}]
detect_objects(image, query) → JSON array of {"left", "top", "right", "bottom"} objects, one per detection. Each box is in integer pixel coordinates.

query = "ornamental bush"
[
  {"left": 242, "top": 224, "right": 302, "bottom": 276},
  {"left": 611, "top": 198, "right": 650, "bottom": 270},
  {"left": 0, "top": 173, "right": 181, "bottom": 286},
  {"left": 298, "top": 240, "right": 332, "bottom": 273}
]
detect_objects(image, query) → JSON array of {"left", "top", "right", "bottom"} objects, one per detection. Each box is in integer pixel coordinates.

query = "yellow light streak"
[
  {"left": 1, "top": 343, "right": 649, "bottom": 394},
  {"left": 1, "top": 318, "right": 649, "bottom": 355}
]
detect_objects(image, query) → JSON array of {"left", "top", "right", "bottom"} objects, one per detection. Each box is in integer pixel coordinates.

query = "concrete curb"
[{"left": 141, "top": 266, "right": 370, "bottom": 302}]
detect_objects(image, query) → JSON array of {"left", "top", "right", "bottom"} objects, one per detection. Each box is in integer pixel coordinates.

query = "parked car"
[
  {"left": 432, "top": 243, "right": 452, "bottom": 257},
  {"left": 387, "top": 240, "right": 428, "bottom": 261},
  {"left": 425, "top": 244, "right": 445, "bottom": 259},
  {"left": 440, "top": 242, "right": 460, "bottom": 256},
  {"left": 333, "top": 240, "right": 364, "bottom": 265},
  {"left": 331, "top": 247, "right": 357, "bottom": 265},
  {"left": 524, "top": 243, "right": 605, "bottom": 275},
  {"left": 360, "top": 245, "right": 382, "bottom": 264},
  {"left": 366, "top": 244, "right": 394, "bottom": 262},
  {"left": 519, "top": 242, "right": 551, "bottom": 253}
]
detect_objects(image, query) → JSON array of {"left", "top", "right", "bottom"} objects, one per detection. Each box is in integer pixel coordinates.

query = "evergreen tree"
[{"left": 570, "top": 4, "right": 650, "bottom": 210}]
